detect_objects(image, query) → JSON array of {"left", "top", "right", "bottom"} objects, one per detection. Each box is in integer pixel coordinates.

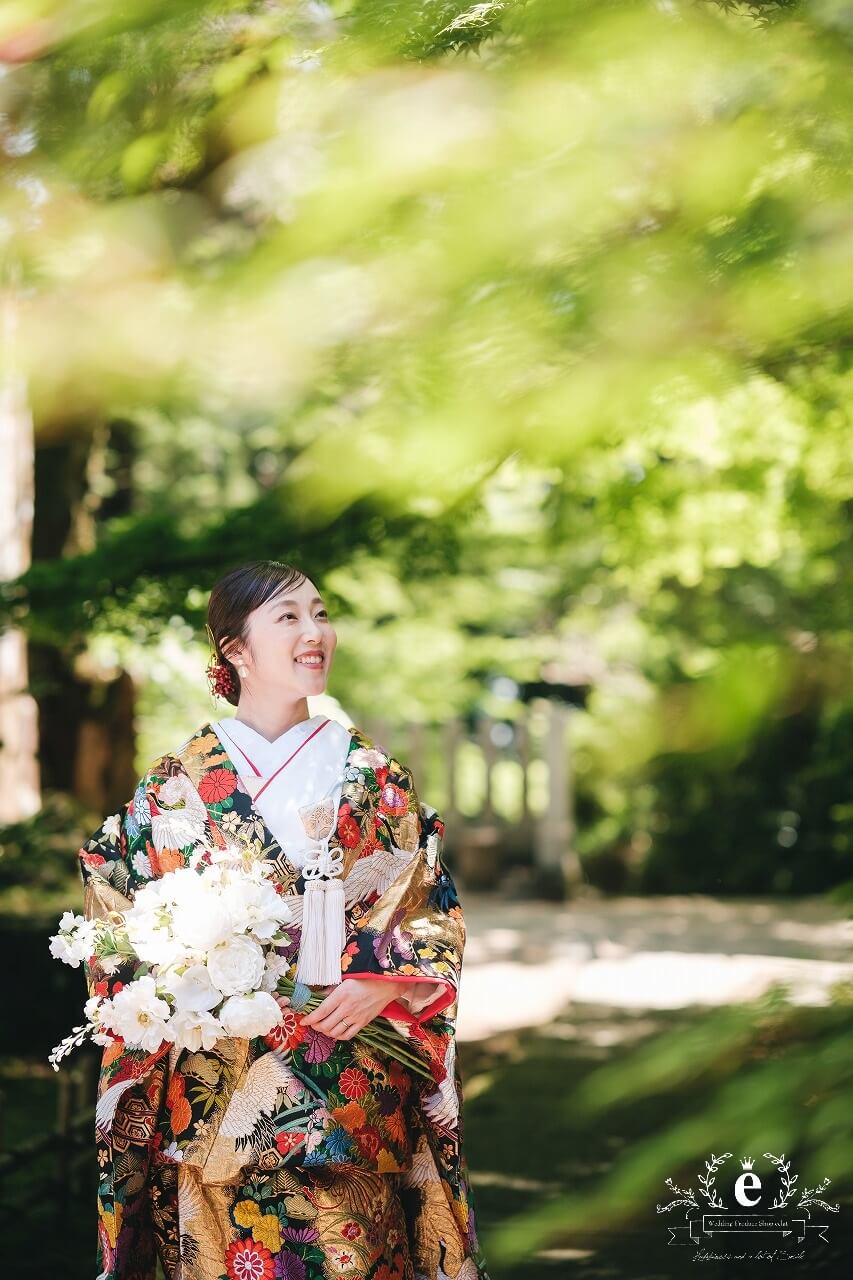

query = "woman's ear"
[{"left": 220, "top": 636, "right": 244, "bottom": 669}]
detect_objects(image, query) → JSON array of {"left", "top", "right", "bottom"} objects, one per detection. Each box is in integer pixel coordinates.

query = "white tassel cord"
[{"left": 294, "top": 842, "right": 347, "bottom": 985}]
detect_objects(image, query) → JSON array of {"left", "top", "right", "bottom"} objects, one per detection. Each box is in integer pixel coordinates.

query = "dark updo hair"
[{"left": 206, "top": 560, "right": 310, "bottom": 707}]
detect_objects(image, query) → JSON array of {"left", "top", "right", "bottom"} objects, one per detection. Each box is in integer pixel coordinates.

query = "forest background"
[{"left": 0, "top": 1, "right": 851, "bottom": 1277}]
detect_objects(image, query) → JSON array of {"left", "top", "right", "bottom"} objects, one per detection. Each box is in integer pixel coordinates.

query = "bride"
[{"left": 78, "top": 558, "right": 489, "bottom": 1280}]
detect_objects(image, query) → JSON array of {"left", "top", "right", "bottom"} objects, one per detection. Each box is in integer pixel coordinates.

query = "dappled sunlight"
[{"left": 457, "top": 895, "right": 853, "bottom": 1040}]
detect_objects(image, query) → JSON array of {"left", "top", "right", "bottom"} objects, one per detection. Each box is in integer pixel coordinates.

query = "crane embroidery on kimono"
[
  {"left": 149, "top": 773, "right": 210, "bottom": 854},
  {"left": 218, "top": 1051, "right": 311, "bottom": 1146}
]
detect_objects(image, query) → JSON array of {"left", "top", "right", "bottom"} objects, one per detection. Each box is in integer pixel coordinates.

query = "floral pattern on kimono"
[{"left": 77, "top": 721, "right": 489, "bottom": 1280}]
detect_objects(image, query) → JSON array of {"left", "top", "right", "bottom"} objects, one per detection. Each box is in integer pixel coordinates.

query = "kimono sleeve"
[
  {"left": 341, "top": 757, "right": 466, "bottom": 1026},
  {"left": 77, "top": 771, "right": 157, "bottom": 1003}
]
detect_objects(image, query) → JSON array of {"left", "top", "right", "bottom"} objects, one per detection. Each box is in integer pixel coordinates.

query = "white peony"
[
  {"left": 171, "top": 890, "right": 234, "bottom": 952},
  {"left": 160, "top": 963, "right": 221, "bottom": 1012},
  {"left": 124, "top": 885, "right": 179, "bottom": 961},
  {"left": 207, "top": 936, "right": 266, "bottom": 996},
  {"left": 218, "top": 991, "right": 283, "bottom": 1038},
  {"left": 103, "top": 975, "right": 171, "bottom": 1052},
  {"left": 124, "top": 905, "right": 189, "bottom": 967},
  {"left": 166, "top": 1008, "right": 224, "bottom": 1052}
]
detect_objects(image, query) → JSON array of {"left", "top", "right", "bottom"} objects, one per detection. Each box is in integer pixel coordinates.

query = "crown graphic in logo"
[{"left": 740, "top": 1157, "right": 755, "bottom": 1170}]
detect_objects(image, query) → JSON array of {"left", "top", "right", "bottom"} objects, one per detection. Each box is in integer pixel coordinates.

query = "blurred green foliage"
[
  {"left": 473, "top": 983, "right": 853, "bottom": 1269},
  {"left": 0, "top": 0, "right": 851, "bottom": 889}
]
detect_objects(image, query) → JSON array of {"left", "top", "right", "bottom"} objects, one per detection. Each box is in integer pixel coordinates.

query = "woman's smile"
[{"left": 294, "top": 652, "right": 325, "bottom": 668}]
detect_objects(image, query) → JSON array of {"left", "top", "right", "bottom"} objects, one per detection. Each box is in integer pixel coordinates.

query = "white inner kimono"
[
  {"left": 213, "top": 713, "right": 350, "bottom": 870},
  {"left": 212, "top": 713, "right": 438, "bottom": 1015}
]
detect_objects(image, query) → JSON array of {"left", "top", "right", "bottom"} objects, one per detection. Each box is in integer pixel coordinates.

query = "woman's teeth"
[{"left": 295, "top": 656, "right": 324, "bottom": 666}]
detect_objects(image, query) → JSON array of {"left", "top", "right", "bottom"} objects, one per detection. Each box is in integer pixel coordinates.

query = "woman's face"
[{"left": 226, "top": 577, "right": 337, "bottom": 698}]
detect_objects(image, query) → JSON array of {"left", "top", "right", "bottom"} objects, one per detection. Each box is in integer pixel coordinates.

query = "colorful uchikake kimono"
[{"left": 77, "top": 716, "right": 490, "bottom": 1280}]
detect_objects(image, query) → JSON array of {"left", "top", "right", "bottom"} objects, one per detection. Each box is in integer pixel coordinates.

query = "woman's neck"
[{"left": 231, "top": 695, "right": 312, "bottom": 744}]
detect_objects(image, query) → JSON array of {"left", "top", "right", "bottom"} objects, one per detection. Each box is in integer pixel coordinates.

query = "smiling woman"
[
  {"left": 206, "top": 564, "right": 338, "bottom": 712},
  {"left": 76, "top": 559, "right": 489, "bottom": 1280}
]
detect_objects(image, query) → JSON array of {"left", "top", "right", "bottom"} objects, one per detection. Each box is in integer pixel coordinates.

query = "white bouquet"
[{"left": 48, "top": 842, "right": 293, "bottom": 1068}]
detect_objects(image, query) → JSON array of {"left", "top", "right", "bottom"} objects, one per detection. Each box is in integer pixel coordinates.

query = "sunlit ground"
[
  {"left": 457, "top": 894, "right": 853, "bottom": 1040},
  {"left": 454, "top": 894, "right": 853, "bottom": 1279}
]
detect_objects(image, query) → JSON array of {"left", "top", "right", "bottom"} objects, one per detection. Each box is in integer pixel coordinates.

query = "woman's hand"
[{"left": 300, "top": 977, "right": 396, "bottom": 1040}]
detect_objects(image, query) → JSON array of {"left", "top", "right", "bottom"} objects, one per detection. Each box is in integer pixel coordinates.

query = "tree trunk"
[
  {"left": 30, "top": 420, "right": 138, "bottom": 813},
  {"left": 0, "top": 328, "right": 40, "bottom": 823}
]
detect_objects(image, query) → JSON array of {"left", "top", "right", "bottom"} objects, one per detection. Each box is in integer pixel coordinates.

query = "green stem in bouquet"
[{"left": 275, "top": 976, "right": 434, "bottom": 1079}]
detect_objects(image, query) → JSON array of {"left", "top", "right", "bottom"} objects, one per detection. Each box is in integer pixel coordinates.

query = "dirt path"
[{"left": 457, "top": 893, "right": 853, "bottom": 1040}]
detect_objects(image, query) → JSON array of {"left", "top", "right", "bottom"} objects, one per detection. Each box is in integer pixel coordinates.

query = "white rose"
[
  {"left": 207, "top": 936, "right": 266, "bottom": 996},
  {"left": 166, "top": 1008, "right": 224, "bottom": 1052},
  {"left": 219, "top": 991, "right": 283, "bottom": 1038}
]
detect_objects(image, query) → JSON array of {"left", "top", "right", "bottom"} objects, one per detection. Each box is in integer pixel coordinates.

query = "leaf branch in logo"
[
  {"left": 698, "top": 1152, "right": 733, "bottom": 1210},
  {"left": 797, "top": 1176, "right": 840, "bottom": 1216},
  {"left": 762, "top": 1152, "right": 797, "bottom": 1209},
  {"left": 656, "top": 1177, "right": 698, "bottom": 1214}
]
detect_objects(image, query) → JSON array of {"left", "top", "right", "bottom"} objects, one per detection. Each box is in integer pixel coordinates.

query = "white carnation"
[
  {"left": 207, "top": 936, "right": 266, "bottom": 996},
  {"left": 67, "top": 919, "right": 100, "bottom": 962},
  {"left": 218, "top": 991, "right": 282, "bottom": 1038}
]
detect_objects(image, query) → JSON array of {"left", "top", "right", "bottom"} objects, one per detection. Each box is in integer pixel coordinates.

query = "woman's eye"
[{"left": 278, "top": 612, "right": 329, "bottom": 621}]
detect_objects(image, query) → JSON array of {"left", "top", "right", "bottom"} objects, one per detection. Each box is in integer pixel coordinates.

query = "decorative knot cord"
[{"left": 294, "top": 799, "right": 347, "bottom": 985}]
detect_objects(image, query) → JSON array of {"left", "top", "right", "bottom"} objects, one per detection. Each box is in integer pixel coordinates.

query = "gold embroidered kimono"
[{"left": 77, "top": 721, "right": 489, "bottom": 1280}]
